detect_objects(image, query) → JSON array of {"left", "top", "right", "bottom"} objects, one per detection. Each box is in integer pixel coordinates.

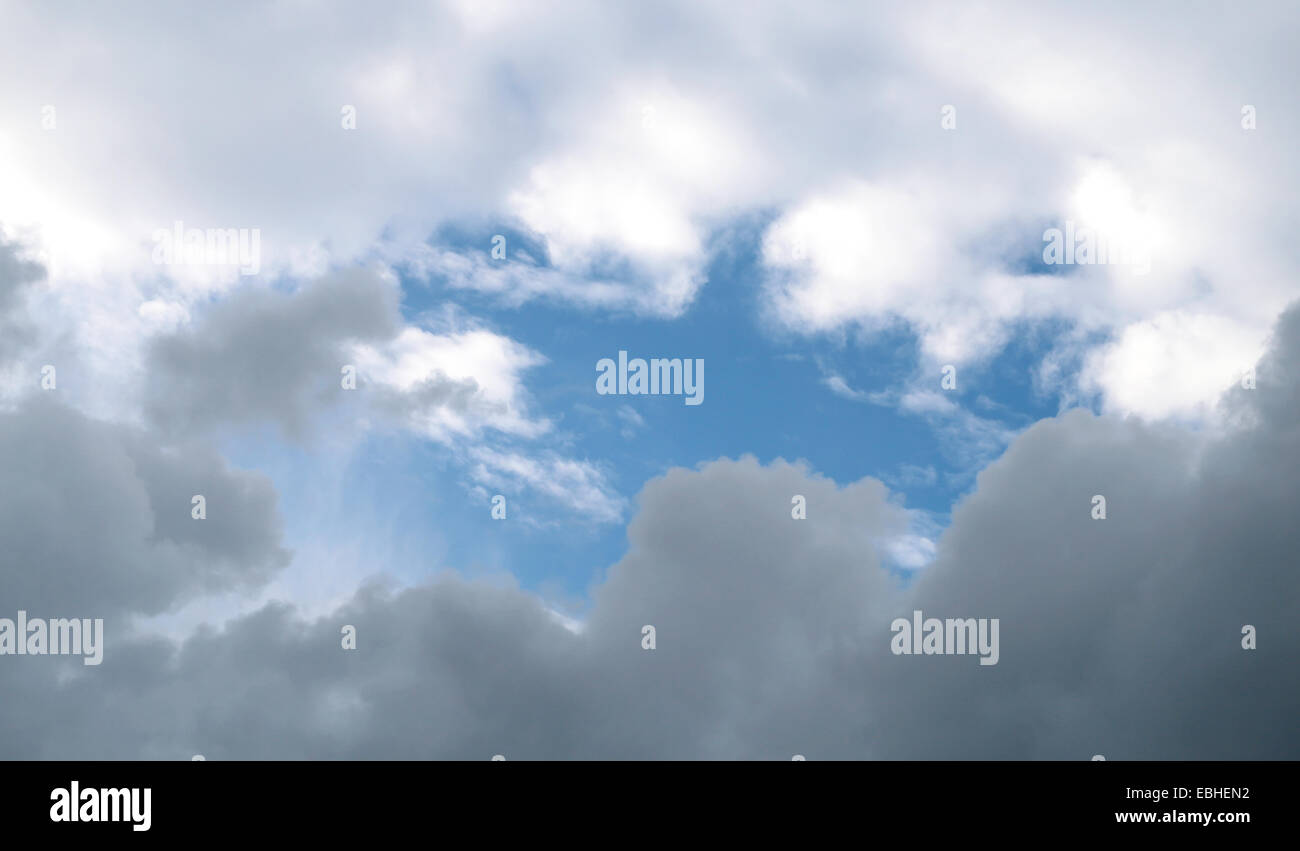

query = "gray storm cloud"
[
  {"left": 0, "top": 397, "right": 290, "bottom": 620},
  {"left": 2, "top": 306, "right": 1297, "bottom": 759},
  {"left": 0, "top": 235, "right": 42, "bottom": 363},
  {"left": 143, "top": 268, "right": 402, "bottom": 440}
]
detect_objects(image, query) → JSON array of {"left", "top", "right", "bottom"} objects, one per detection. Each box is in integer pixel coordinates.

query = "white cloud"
[
  {"left": 899, "top": 389, "right": 959, "bottom": 416},
  {"left": 616, "top": 404, "right": 645, "bottom": 439},
  {"left": 468, "top": 446, "right": 626, "bottom": 525},
  {"left": 886, "top": 463, "right": 938, "bottom": 489},
  {"left": 351, "top": 325, "right": 550, "bottom": 442},
  {"left": 823, "top": 373, "right": 869, "bottom": 401},
  {"left": 137, "top": 299, "right": 191, "bottom": 331},
  {"left": 0, "top": 0, "right": 1296, "bottom": 422},
  {"left": 882, "top": 532, "right": 938, "bottom": 570},
  {"left": 1080, "top": 311, "right": 1266, "bottom": 421},
  {"left": 765, "top": 181, "right": 951, "bottom": 330}
]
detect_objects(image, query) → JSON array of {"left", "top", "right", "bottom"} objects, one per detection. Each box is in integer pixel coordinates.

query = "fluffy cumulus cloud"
[
  {"left": 3, "top": 305, "right": 1297, "bottom": 759},
  {"left": 3, "top": 1, "right": 1295, "bottom": 418}
]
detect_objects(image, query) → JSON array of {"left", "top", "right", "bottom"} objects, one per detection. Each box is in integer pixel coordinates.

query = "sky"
[{"left": 0, "top": 0, "right": 1296, "bottom": 759}]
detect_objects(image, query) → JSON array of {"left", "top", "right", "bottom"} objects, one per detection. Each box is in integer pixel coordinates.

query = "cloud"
[
  {"left": 467, "top": 446, "right": 626, "bottom": 525},
  {"left": 616, "top": 404, "right": 645, "bottom": 439},
  {"left": 6, "top": 0, "right": 1296, "bottom": 420},
  {"left": 749, "top": 3, "right": 1299, "bottom": 416},
  {"left": 881, "top": 533, "right": 938, "bottom": 571},
  {"left": 866, "top": 382, "right": 1018, "bottom": 479},
  {"left": 143, "top": 267, "right": 550, "bottom": 445},
  {"left": 496, "top": 84, "right": 765, "bottom": 316},
  {"left": 350, "top": 322, "right": 550, "bottom": 443},
  {"left": 0, "top": 396, "right": 289, "bottom": 620},
  {"left": 1, "top": 0, "right": 1298, "bottom": 761},
  {"left": 883, "top": 463, "right": 938, "bottom": 489},
  {"left": 10, "top": 303, "right": 1297, "bottom": 759},
  {"left": 822, "top": 373, "right": 869, "bottom": 402},
  {"left": 144, "top": 268, "right": 401, "bottom": 439},
  {"left": 0, "top": 233, "right": 43, "bottom": 366},
  {"left": 1079, "top": 310, "right": 1265, "bottom": 421},
  {"left": 406, "top": 247, "right": 664, "bottom": 313},
  {"left": 141, "top": 266, "right": 609, "bottom": 524}
]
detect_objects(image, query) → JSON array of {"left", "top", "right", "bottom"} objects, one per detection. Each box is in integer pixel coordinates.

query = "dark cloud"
[
  {"left": 4, "top": 307, "right": 1299, "bottom": 759},
  {"left": 0, "top": 396, "right": 289, "bottom": 620},
  {"left": 142, "top": 268, "right": 518, "bottom": 442},
  {"left": 144, "top": 268, "right": 401, "bottom": 440},
  {"left": 0, "top": 235, "right": 43, "bottom": 362},
  {"left": 883, "top": 306, "right": 1300, "bottom": 759}
]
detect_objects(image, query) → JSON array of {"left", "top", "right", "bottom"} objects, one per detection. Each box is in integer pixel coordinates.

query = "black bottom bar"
[{"left": 4, "top": 760, "right": 1285, "bottom": 838}]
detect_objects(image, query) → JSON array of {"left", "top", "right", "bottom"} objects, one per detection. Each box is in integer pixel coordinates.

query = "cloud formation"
[
  {"left": 1, "top": 0, "right": 1295, "bottom": 764},
  {"left": 5, "top": 304, "right": 1297, "bottom": 759},
  {"left": 0, "top": 235, "right": 42, "bottom": 366},
  {"left": 3, "top": 1, "right": 1295, "bottom": 417},
  {"left": 0, "top": 397, "right": 289, "bottom": 620}
]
